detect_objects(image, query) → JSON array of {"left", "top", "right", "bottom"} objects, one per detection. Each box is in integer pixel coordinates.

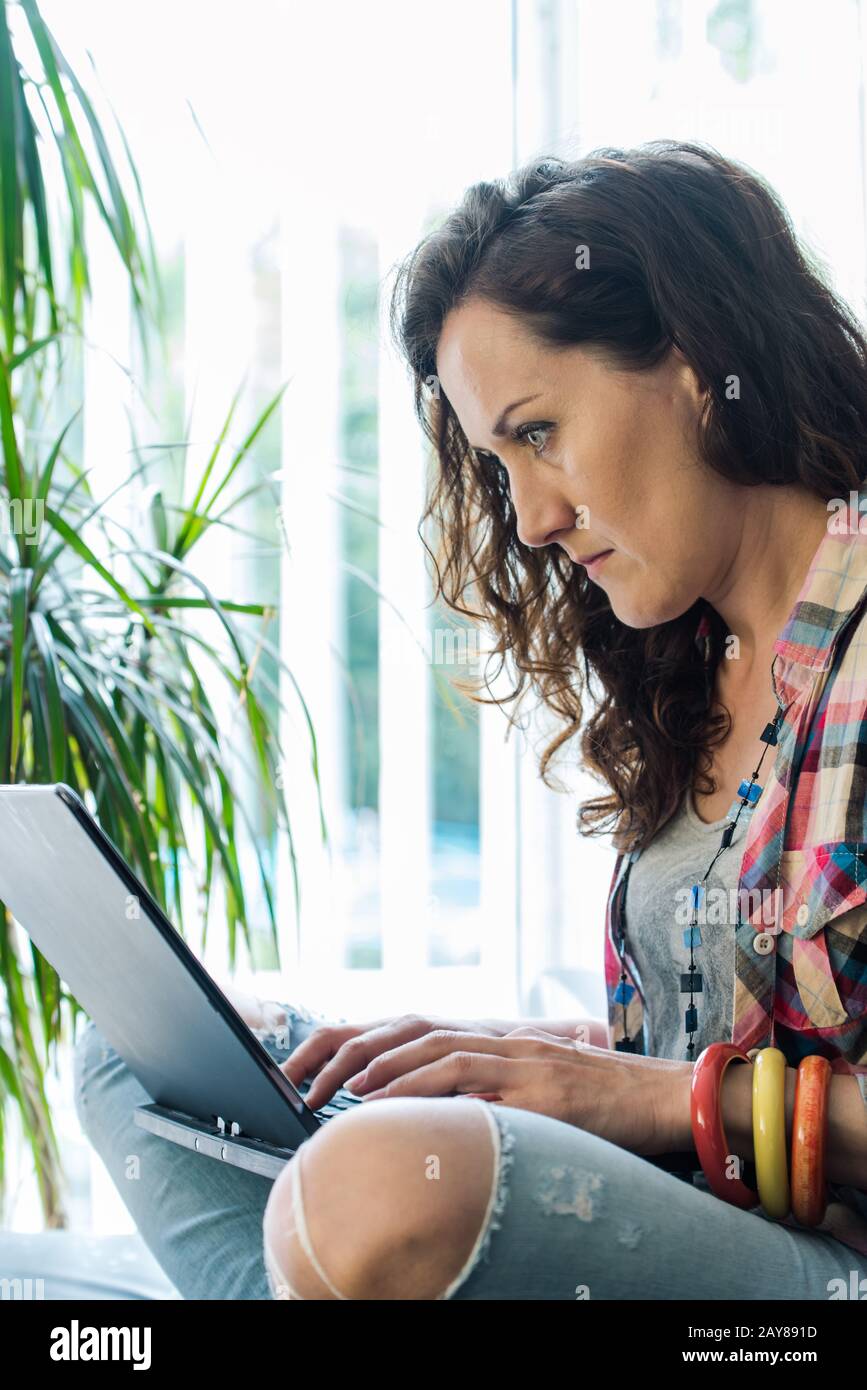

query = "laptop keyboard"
[{"left": 296, "top": 1080, "right": 365, "bottom": 1121}]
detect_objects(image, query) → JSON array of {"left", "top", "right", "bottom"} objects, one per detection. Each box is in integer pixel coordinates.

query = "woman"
[{"left": 76, "top": 140, "right": 867, "bottom": 1300}]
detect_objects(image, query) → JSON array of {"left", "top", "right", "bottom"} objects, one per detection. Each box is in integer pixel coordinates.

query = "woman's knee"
[
  {"left": 73, "top": 1019, "right": 101, "bottom": 1128},
  {"left": 73, "top": 1020, "right": 147, "bottom": 1152},
  {"left": 263, "top": 1096, "right": 500, "bottom": 1300}
]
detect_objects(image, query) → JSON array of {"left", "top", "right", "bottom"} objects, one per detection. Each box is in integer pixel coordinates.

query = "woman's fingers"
[
  {"left": 349, "top": 1029, "right": 570, "bottom": 1096},
  {"left": 281, "top": 1014, "right": 437, "bottom": 1109},
  {"left": 363, "top": 1050, "right": 514, "bottom": 1100},
  {"left": 280, "top": 1015, "right": 581, "bottom": 1109},
  {"left": 504, "top": 1025, "right": 581, "bottom": 1045},
  {"left": 279, "top": 1022, "right": 373, "bottom": 1089}
]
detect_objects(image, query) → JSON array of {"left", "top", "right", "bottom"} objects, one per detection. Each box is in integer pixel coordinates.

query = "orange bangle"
[
  {"left": 790, "top": 1054, "right": 831, "bottom": 1226},
  {"left": 691, "top": 1042, "right": 759, "bottom": 1208}
]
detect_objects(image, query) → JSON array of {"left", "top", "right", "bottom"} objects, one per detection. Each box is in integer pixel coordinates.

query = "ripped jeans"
[{"left": 74, "top": 1002, "right": 867, "bottom": 1300}]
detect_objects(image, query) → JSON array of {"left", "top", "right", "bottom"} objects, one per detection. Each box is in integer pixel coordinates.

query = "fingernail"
[{"left": 346, "top": 1070, "right": 368, "bottom": 1092}]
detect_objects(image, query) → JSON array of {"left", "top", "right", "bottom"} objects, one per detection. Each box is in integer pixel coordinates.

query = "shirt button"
[
  {"left": 753, "top": 932, "right": 775, "bottom": 955},
  {"left": 796, "top": 903, "right": 810, "bottom": 926}
]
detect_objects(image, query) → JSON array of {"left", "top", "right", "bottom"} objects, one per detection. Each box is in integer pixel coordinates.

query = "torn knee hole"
[{"left": 263, "top": 1150, "right": 349, "bottom": 1301}]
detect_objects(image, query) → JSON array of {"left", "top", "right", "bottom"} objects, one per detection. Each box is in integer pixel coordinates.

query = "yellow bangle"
[{"left": 752, "top": 1047, "right": 791, "bottom": 1219}]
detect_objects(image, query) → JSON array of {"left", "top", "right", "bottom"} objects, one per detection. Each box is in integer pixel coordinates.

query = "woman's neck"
[{"left": 703, "top": 486, "right": 831, "bottom": 675}]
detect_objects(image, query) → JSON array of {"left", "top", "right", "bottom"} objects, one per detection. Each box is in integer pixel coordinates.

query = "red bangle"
[
  {"left": 691, "top": 1042, "right": 759, "bottom": 1209},
  {"left": 791, "top": 1055, "right": 831, "bottom": 1227}
]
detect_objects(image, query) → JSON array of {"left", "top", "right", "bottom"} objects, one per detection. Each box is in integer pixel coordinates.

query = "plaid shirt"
[{"left": 603, "top": 507, "right": 867, "bottom": 1254}]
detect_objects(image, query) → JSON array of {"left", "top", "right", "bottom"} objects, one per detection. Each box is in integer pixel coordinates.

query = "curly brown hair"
[{"left": 387, "top": 140, "right": 867, "bottom": 853}]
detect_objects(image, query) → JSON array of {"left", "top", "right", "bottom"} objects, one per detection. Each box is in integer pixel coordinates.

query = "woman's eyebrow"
[{"left": 471, "top": 393, "right": 544, "bottom": 450}]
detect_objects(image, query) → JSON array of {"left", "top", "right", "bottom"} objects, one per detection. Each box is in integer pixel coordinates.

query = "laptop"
[{"left": 0, "top": 783, "right": 364, "bottom": 1180}]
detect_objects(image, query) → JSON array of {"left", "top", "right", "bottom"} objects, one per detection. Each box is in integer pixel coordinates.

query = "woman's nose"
[{"left": 512, "top": 484, "right": 576, "bottom": 550}]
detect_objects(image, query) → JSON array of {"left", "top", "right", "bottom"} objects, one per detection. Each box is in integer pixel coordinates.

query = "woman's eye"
[{"left": 515, "top": 424, "right": 554, "bottom": 455}]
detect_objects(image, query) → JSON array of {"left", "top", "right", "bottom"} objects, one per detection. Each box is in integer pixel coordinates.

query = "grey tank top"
[{"left": 624, "top": 789, "right": 750, "bottom": 1060}]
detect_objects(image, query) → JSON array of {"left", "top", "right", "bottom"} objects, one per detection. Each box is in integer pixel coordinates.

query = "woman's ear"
[{"left": 669, "top": 342, "right": 709, "bottom": 409}]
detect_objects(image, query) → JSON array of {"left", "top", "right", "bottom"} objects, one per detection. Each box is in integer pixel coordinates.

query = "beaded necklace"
[{"left": 612, "top": 642, "right": 788, "bottom": 1060}]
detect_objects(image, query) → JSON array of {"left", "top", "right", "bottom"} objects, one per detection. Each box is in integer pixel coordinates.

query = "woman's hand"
[
  {"left": 280, "top": 1013, "right": 511, "bottom": 1110},
  {"left": 337, "top": 1024, "right": 695, "bottom": 1157},
  {"left": 220, "top": 983, "right": 289, "bottom": 1038}
]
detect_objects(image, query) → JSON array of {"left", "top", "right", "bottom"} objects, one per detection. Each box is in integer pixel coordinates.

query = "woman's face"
[{"left": 435, "top": 297, "right": 735, "bottom": 629}]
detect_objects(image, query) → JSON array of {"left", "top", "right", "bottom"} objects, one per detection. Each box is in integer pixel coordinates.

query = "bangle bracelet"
[
  {"left": 752, "top": 1047, "right": 790, "bottom": 1220},
  {"left": 791, "top": 1054, "right": 831, "bottom": 1227},
  {"left": 691, "top": 1042, "right": 759, "bottom": 1209}
]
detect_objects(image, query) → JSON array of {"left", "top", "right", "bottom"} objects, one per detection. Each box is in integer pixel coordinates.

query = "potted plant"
[{"left": 0, "top": 0, "right": 319, "bottom": 1225}]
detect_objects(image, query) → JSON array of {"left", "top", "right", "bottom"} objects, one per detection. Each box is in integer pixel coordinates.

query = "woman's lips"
[{"left": 577, "top": 548, "right": 614, "bottom": 578}]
